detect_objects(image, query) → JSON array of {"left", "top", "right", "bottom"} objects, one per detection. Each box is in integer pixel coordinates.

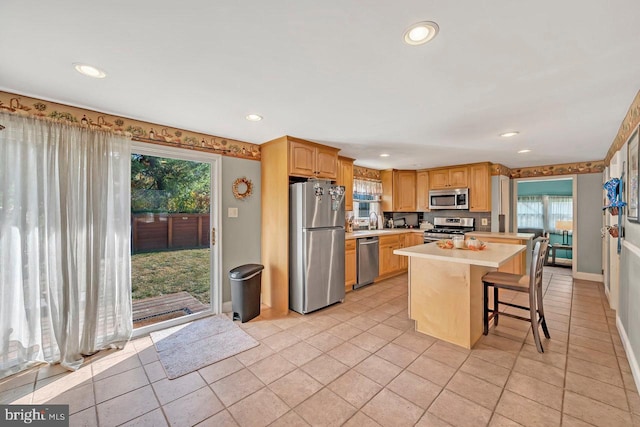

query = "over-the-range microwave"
[{"left": 429, "top": 188, "right": 469, "bottom": 210}]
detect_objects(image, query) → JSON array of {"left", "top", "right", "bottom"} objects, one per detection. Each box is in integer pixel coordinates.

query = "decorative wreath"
[{"left": 232, "top": 177, "right": 253, "bottom": 200}]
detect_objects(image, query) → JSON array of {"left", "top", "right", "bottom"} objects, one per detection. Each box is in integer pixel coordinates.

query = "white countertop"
[
  {"left": 465, "top": 231, "right": 535, "bottom": 241},
  {"left": 394, "top": 242, "right": 526, "bottom": 268},
  {"left": 345, "top": 229, "right": 423, "bottom": 240}
]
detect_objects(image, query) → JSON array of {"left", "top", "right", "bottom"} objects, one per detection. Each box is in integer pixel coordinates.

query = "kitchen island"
[
  {"left": 465, "top": 231, "right": 535, "bottom": 274},
  {"left": 394, "top": 242, "right": 526, "bottom": 349}
]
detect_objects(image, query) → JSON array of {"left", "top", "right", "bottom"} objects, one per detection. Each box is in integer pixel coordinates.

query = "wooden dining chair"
[{"left": 481, "top": 239, "right": 550, "bottom": 352}]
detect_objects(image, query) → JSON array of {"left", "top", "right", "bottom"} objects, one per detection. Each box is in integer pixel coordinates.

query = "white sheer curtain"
[
  {"left": 547, "top": 196, "right": 573, "bottom": 232},
  {"left": 517, "top": 196, "right": 544, "bottom": 229},
  {"left": 517, "top": 195, "right": 573, "bottom": 232},
  {"left": 0, "top": 113, "right": 132, "bottom": 378}
]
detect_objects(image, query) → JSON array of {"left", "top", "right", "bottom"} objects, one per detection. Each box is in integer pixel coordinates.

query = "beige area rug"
[{"left": 150, "top": 315, "right": 259, "bottom": 379}]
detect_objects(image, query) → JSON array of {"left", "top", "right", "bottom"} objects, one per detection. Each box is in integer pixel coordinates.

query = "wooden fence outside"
[{"left": 132, "top": 213, "right": 210, "bottom": 253}]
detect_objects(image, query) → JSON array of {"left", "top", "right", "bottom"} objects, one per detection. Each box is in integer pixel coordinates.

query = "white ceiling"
[{"left": 2, "top": 1, "right": 639, "bottom": 169}]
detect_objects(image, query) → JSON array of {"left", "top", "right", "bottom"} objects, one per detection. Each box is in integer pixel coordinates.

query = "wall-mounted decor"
[
  {"left": 627, "top": 125, "right": 639, "bottom": 222},
  {"left": 603, "top": 177, "right": 627, "bottom": 253},
  {"left": 232, "top": 177, "right": 253, "bottom": 200}
]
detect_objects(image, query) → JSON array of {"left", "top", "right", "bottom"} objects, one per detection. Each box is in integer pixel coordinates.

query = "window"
[
  {"left": 517, "top": 195, "right": 573, "bottom": 232},
  {"left": 353, "top": 178, "right": 382, "bottom": 221},
  {"left": 517, "top": 196, "right": 544, "bottom": 229},
  {"left": 353, "top": 194, "right": 380, "bottom": 219}
]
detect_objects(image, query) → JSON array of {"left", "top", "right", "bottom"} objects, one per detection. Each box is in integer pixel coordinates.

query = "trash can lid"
[{"left": 229, "top": 264, "right": 264, "bottom": 279}]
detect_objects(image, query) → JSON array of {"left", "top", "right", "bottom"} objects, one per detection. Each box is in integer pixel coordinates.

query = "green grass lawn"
[{"left": 131, "top": 248, "right": 211, "bottom": 304}]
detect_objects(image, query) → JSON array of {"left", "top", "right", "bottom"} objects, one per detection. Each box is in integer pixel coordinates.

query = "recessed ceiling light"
[
  {"left": 73, "top": 63, "right": 106, "bottom": 78},
  {"left": 518, "top": 149, "right": 531, "bottom": 154},
  {"left": 380, "top": 153, "right": 390, "bottom": 157},
  {"left": 500, "top": 131, "right": 520, "bottom": 138},
  {"left": 245, "top": 114, "right": 263, "bottom": 122},
  {"left": 403, "top": 21, "right": 439, "bottom": 46}
]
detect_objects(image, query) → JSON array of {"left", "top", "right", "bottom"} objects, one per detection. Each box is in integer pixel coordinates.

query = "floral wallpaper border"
[
  {"left": 0, "top": 91, "right": 260, "bottom": 161},
  {"left": 509, "top": 160, "right": 605, "bottom": 179},
  {"left": 605, "top": 90, "right": 640, "bottom": 165},
  {"left": 352, "top": 161, "right": 603, "bottom": 181},
  {"left": 490, "top": 163, "right": 512, "bottom": 176},
  {"left": 353, "top": 165, "right": 381, "bottom": 181}
]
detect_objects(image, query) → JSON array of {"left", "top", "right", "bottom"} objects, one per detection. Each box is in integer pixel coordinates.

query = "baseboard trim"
[
  {"left": 617, "top": 315, "right": 640, "bottom": 394},
  {"left": 604, "top": 284, "right": 611, "bottom": 305},
  {"left": 222, "top": 301, "right": 232, "bottom": 313},
  {"left": 573, "top": 272, "right": 604, "bottom": 282}
]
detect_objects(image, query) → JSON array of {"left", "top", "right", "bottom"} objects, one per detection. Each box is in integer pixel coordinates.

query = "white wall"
[
  {"left": 576, "top": 173, "right": 604, "bottom": 277},
  {"left": 221, "top": 157, "right": 261, "bottom": 303}
]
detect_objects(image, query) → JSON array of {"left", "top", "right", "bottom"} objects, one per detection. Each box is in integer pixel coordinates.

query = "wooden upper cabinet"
[
  {"left": 429, "top": 169, "right": 450, "bottom": 189},
  {"left": 337, "top": 156, "right": 354, "bottom": 212},
  {"left": 316, "top": 146, "right": 339, "bottom": 178},
  {"left": 289, "top": 141, "right": 315, "bottom": 176},
  {"left": 416, "top": 171, "right": 430, "bottom": 211},
  {"left": 288, "top": 138, "right": 338, "bottom": 179},
  {"left": 381, "top": 169, "right": 416, "bottom": 212},
  {"left": 433, "top": 167, "right": 467, "bottom": 189},
  {"left": 395, "top": 170, "right": 416, "bottom": 211},
  {"left": 469, "top": 162, "right": 491, "bottom": 212},
  {"left": 449, "top": 167, "right": 469, "bottom": 188},
  {"left": 429, "top": 166, "right": 468, "bottom": 189}
]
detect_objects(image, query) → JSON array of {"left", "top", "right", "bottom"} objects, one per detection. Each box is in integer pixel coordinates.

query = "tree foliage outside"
[{"left": 131, "top": 154, "right": 210, "bottom": 213}]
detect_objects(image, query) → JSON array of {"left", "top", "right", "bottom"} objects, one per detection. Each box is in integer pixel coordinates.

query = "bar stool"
[{"left": 481, "top": 239, "right": 550, "bottom": 352}]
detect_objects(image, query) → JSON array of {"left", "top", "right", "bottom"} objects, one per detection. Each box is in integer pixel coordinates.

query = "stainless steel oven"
[{"left": 423, "top": 217, "right": 475, "bottom": 243}]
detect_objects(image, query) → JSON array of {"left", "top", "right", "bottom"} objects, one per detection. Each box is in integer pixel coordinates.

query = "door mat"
[{"left": 150, "top": 315, "right": 259, "bottom": 379}]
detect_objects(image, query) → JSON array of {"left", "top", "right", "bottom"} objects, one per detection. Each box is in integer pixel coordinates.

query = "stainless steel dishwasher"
[{"left": 355, "top": 236, "right": 379, "bottom": 289}]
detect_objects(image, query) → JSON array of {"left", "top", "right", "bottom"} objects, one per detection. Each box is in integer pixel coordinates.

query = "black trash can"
[{"left": 229, "top": 264, "right": 264, "bottom": 323}]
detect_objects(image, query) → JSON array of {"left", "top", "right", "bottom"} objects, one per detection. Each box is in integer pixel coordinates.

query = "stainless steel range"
[{"left": 423, "top": 217, "right": 475, "bottom": 243}]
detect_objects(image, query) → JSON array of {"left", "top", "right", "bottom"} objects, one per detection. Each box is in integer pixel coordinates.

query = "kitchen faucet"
[{"left": 368, "top": 212, "right": 378, "bottom": 230}]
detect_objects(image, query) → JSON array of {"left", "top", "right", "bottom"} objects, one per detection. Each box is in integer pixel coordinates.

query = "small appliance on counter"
[
  {"left": 423, "top": 217, "right": 475, "bottom": 243},
  {"left": 420, "top": 221, "right": 434, "bottom": 230},
  {"left": 393, "top": 218, "right": 406, "bottom": 228}
]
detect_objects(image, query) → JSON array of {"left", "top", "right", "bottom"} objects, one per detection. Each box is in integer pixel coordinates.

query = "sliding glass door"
[{"left": 130, "top": 142, "right": 221, "bottom": 336}]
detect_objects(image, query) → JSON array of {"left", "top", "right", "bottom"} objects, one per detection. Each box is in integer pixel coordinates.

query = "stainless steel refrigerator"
[{"left": 290, "top": 180, "right": 345, "bottom": 314}]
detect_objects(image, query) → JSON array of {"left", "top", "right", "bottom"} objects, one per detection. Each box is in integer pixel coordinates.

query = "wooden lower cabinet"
[
  {"left": 379, "top": 235, "right": 402, "bottom": 277},
  {"left": 406, "top": 232, "right": 424, "bottom": 247},
  {"left": 378, "top": 232, "right": 423, "bottom": 279},
  {"left": 399, "top": 235, "right": 408, "bottom": 269},
  {"left": 345, "top": 239, "right": 356, "bottom": 291}
]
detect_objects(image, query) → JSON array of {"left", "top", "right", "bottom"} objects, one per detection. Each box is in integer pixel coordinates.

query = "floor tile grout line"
[
  {"left": 560, "top": 270, "right": 574, "bottom": 425},
  {"left": 485, "top": 270, "right": 571, "bottom": 425},
  {"left": 13, "top": 269, "right": 639, "bottom": 426}
]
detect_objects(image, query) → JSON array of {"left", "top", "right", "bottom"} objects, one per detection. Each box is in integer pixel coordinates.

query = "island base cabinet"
[
  {"left": 408, "top": 258, "right": 493, "bottom": 349},
  {"left": 470, "top": 236, "right": 526, "bottom": 274}
]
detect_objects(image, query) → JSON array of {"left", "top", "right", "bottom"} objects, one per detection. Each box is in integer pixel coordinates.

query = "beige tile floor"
[{"left": 1, "top": 267, "right": 639, "bottom": 426}]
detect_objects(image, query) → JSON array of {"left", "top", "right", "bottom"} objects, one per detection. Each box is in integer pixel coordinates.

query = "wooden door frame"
[{"left": 511, "top": 175, "right": 578, "bottom": 279}]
